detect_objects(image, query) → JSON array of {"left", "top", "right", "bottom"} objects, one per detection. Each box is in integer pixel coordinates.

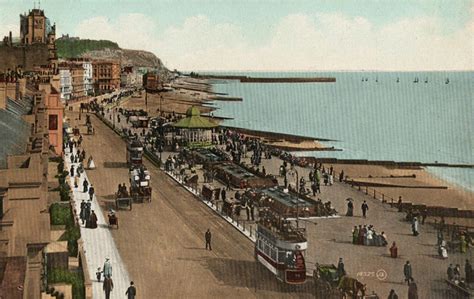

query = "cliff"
[{"left": 56, "top": 37, "right": 167, "bottom": 70}]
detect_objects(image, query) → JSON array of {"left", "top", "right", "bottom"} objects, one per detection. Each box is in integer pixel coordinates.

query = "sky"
[{"left": 1, "top": 0, "right": 473, "bottom": 71}]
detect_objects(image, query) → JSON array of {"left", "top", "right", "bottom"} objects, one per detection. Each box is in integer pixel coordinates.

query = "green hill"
[{"left": 56, "top": 38, "right": 119, "bottom": 58}]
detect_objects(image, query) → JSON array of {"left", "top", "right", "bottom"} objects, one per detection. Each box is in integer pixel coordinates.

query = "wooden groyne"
[
  {"left": 221, "top": 125, "right": 338, "bottom": 142},
  {"left": 311, "top": 158, "right": 474, "bottom": 169},
  {"left": 188, "top": 74, "right": 336, "bottom": 83}
]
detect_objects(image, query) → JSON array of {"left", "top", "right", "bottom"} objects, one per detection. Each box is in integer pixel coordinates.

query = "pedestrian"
[
  {"left": 88, "top": 210, "right": 98, "bottom": 229},
  {"left": 103, "top": 275, "right": 114, "bottom": 299},
  {"left": 403, "top": 261, "right": 412, "bottom": 284},
  {"left": 454, "top": 264, "right": 461, "bottom": 281},
  {"left": 460, "top": 234, "right": 468, "bottom": 253},
  {"left": 411, "top": 217, "right": 419, "bottom": 236},
  {"left": 221, "top": 188, "right": 226, "bottom": 201},
  {"left": 88, "top": 184, "right": 95, "bottom": 200},
  {"left": 126, "top": 281, "right": 136, "bottom": 299},
  {"left": 80, "top": 200, "right": 86, "bottom": 225},
  {"left": 84, "top": 201, "right": 91, "bottom": 227},
  {"left": 103, "top": 258, "right": 112, "bottom": 278},
  {"left": 96, "top": 267, "right": 102, "bottom": 282},
  {"left": 397, "top": 196, "right": 403, "bottom": 212},
  {"left": 447, "top": 264, "right": 455, "bottom": 281},
  {"left": 205, "top": 229, "right": 212, "bottom": 250},
  {"left": 388, "top": 289, "right": 399, "bottom": 299},
  {"left": 407, "top": 278, "right": 418, "bottom": 299},
  {"left": 352, "top": 226, "right": 359, "bottom": 244},
  {"left": 70, "top": 165, "right": 75, "bottom": 177},
  {"left": 83, "top": 179, "right": 89, "bottom": 193},
  {"left": 337, "top": 258, "right": 346, "bottom": 277},
  {"left": 74, "top": 176, "right": 78, "bottom": 189},
  {"left": 466, "top": 259, "right": 473, "bottom": 283},
  {"left": 389, "top": 242, "right": 398, "bottom": 258},
  {"left": 70, "top": 154, "right": 74, "bottom": 164},
  {"left": 346, "top": 199, "right": 353, "bottom": 216},
  {"left": 339, "top": 170, "right": 344, "bottom": 182},
  {"left": 361, "top": 201, "right": 369, "bottom": 218}
]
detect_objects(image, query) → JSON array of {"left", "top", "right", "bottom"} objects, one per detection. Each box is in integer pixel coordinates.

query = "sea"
[{"left": 205, "top": 71, "right": 474, "bottom": 193}]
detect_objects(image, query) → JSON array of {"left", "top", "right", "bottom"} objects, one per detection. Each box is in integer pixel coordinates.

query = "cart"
[{"left": 115, "top": 193, "right": 132, "bottom": 211}]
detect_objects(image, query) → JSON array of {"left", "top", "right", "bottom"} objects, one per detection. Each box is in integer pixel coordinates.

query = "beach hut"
[{"left": 172, "top": 106, "right": 218, "bottom": 147}]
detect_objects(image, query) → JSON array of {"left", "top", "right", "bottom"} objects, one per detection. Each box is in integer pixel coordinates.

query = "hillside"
[{"left": 55, "top": 37, "right": 167, "bottom": 71}]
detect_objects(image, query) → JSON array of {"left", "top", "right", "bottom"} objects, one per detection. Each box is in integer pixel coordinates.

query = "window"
[{"left": 48, "top": 115, "right": 58, "bottom": 130}]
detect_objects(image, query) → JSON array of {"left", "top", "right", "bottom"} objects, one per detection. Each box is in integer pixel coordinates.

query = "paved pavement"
[{"left": 65, "top": 147, "right": 131, "bottom": 299}]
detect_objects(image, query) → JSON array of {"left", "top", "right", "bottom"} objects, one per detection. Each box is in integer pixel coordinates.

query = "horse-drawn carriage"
[
  {"left": 129, "top": 165, "right": 152, "bottom": 203},
  {"left": 115, "top": 191, "right": 132, "bottom": 211},
  {"left": 108, "top": 210, "right": 119, "bottom": 229},
  {"left": 313, "top": 264, "right": 372, "bottom": 299}
]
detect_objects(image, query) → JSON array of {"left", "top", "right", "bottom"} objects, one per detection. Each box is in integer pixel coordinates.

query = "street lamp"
[{"left": 289, "top": 165, "right": 300, "bottom": 229}]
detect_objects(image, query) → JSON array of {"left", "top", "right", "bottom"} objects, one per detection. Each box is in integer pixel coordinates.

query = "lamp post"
[{"left": 290, "top": 165, "right": 300, "bottom": 229}]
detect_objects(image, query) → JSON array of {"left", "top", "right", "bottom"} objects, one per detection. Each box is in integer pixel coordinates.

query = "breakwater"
[
  {"left": 190, "top": 74, "right": 336, "bottom": 83},
  {"left": 311, "top": 157, "right": 474, "bottom": 169}
]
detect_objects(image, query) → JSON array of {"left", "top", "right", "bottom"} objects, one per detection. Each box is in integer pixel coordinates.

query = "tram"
[
  {"left": 126, "top": 138, "right": 144, "bottom": 166},
  {"left": 255, "top": 208, "right": 307, "bottom": 284}
]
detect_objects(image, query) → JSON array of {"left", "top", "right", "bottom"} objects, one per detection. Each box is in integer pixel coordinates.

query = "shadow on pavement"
[
  {"left": 103, "top": 162, "right": 128, "bottom": 168},
  {"left": 203, "top": 257, "right": 315, "bottom": 297}
]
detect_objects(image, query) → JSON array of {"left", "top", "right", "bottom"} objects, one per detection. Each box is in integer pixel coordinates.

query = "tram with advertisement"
[{"left": 255, "top": 207, "right": 307, "bottom": 284}]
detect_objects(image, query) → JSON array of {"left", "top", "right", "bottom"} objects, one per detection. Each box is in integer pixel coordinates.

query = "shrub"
[
  {"left": 50, "top": 203, "right": 73, "bottom": 226},
  {"left": 48, "top": 268, "right": 85, "bottom": 299},
  {"left": 60, "top": 225, "right": 81, "bottom": 257}
]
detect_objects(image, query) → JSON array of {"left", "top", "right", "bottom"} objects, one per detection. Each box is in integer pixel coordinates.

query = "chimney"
[{"left": 9, "top": 31, "right": 12, "bottom": 46}]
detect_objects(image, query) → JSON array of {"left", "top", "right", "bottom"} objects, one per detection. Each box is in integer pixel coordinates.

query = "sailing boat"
[
  {"left": 445, "top": 78, "right": 450, "bottom": 84},
  {"left": 424, "top": 78, "right": 428, "bottom": 83},
  {"left": 396, "top": 77, "right": 399, "bottom": 83},
  {"left": 375, "top": 77, "right": 379, "bottom": 83},
  {"left": 365, "top": 78, "right": 368, "bottom": 82},
  {"left": 413, "top": 77, "right": 419, "bottom": 83}
]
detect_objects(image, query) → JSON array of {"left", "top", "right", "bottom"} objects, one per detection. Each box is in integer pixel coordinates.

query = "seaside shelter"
[{"left": 172, "top": 106, "right": 218, "bottom": 147}]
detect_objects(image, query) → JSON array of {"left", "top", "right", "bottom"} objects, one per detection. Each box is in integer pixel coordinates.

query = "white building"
[
  {"left": 59, "top": 69, "right": 72, "bottom": 101},
  {"left": 82, "top": 61, "right": 94, "bottom": 96}
]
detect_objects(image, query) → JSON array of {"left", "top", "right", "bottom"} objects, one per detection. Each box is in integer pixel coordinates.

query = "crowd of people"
[{"left": 352, "top": 224, "right": 388, "bottom": 247}]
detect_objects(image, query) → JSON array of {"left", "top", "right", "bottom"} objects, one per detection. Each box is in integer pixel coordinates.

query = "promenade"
[{"left": 65, "top": 147, "right": 131, "bottom": 299}]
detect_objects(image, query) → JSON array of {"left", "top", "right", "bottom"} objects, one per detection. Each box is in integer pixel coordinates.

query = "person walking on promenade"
[
  {"left": 388, "top": 289, "right": 399, "bottom": 299},
  {"left": 339, "top": 170, "right": 344, "bottom": 182},
  {"left": 407, "top": 278, "right": 418, "bottom": 299},
  {"left": 346, "top": 199, "right": 354, "bottom": 216},
  {"left": 411, "top": 217, "right": 419, "bottom": 236},
  {"left": 88, "top": 210, "right": 98, "bottom": 229},
  {"left": 221, "top": 189, "right": 226, "bottom": 201},
  {"left": 103, "top": 258, "right": 112, "bottom": 277},
  {"left": 466, "top": 260, "right": 473, "bottom": 283},
  {"left": 447, "top": 264, "right": 455, "bottom": 281},
  {"left": 74, "top": 175, "right": 79, "bottom": 189},
  {"left": 80, "top": 200, "right": 86, "bottom": 225},
  {"left": 361, "top": 201, "right": 369, "bottom": 218},
  {"left": 88, "top": 184, "right": 95, "bottom": 200},
  {"left": 84, "top": 201, "right": 91, "bottom": 227},
  {"left": 454, "top": 264, "right": 461, "bottom": 281},
  {"left": 83, "top": 179, "right": 89, "bottom": 193},
  {"left": 337, "top": 258, "right": 346, "bottom": 277},
  {"left": 352, "top": 226, "right": 359, "bottom": 244},
  {"left": 70, "top": 165, "right": 75, "bottom": 178},
  {"left": 205, "top": 229, "right": 212, "bottom": 250},
  {"left": 126, "top": 281, "right": 137, "bottom": 299},
  {"left": 390, "top": 242, "right": 398, "bottom": 258},
  {"left": 103, "top": 275, "right": 114, "bottom": 299},
  {"left": 404, "top": 261, "right": 413, "bottom": 284},
  {"left": 96, "top": 267, "right": 102, "bottom": 282},
  {"left": 460, "top": 234, "right": 468, "bottom": 253}
]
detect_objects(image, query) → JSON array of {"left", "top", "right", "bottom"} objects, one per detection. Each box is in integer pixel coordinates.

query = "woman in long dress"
[{"left": 88, "top": 156, "right": 96, "bottom": 169}]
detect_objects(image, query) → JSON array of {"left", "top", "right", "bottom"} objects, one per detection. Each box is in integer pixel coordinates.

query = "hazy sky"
[{"left": 1, "top": 0, "right": 473, "bottom": 71}]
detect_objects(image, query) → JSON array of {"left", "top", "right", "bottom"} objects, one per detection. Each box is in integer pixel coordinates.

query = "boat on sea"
[
  {"left": 413, "top": 77, "right": 419, "bottom": 83},
  {"left": 445, "top": 78, "right": 450, "bottom": 84},
  {"left": 425, "top": 78, "right": 428, "bottom": 83},
  {"left": 396, "top": 77, "right": 399, "bottom": 83}
]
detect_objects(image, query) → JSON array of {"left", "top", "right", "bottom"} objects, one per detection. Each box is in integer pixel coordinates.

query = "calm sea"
[{"left": 207, "top": 71, "right": 474, "bottom": 192}]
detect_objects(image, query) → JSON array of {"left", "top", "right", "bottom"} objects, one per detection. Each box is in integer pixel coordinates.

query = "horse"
[{"left": 337, "top": 275, "right": 366, "bottom": 299}]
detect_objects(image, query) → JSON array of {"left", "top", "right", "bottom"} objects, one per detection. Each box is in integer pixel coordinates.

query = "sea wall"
[{"left": 0, "top": 44, "right": 49, "bottom": 71}]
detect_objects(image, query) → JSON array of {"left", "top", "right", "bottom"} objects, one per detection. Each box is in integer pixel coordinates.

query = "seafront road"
[{"left": 66, "top": 110, "right": 312, "bottom": 298}]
